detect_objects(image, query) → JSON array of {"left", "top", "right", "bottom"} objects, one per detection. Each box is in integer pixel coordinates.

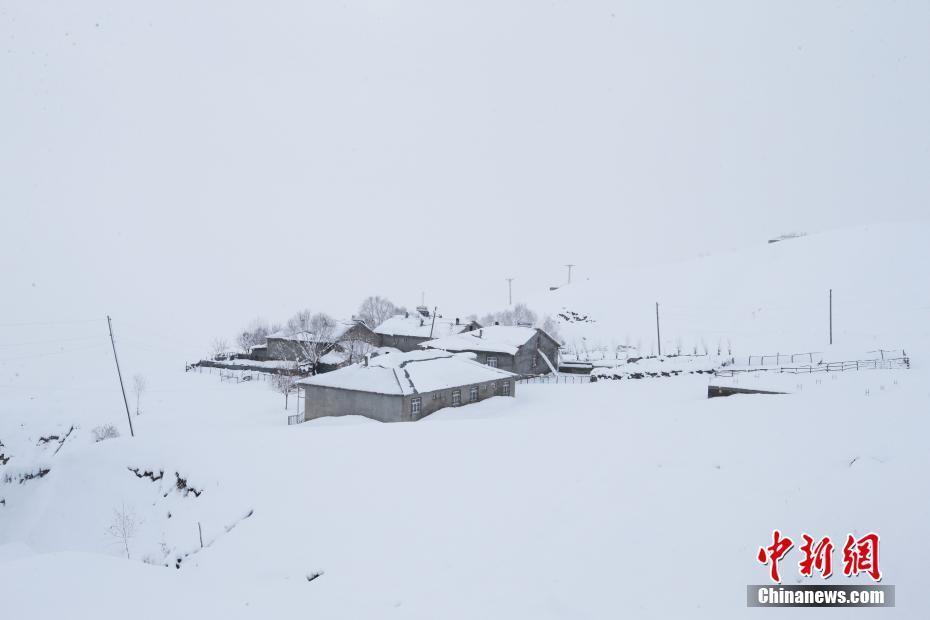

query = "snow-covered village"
[{"left": 2, "top": 2, "right": 929, "bottom": 618}]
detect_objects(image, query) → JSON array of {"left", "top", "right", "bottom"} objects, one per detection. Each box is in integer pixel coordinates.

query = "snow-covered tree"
[
  {"left": 237, "top": 318, "right": 272, "bottom": 353},
  {"left": 271, "top": 373, "right": 297, "bottom": 409},
  {"left": 357, "top": 296, "right": 403, "bottom": 329},
  {"left": 132, "top": 374, "right": 146, "bottom": 416},
  {"left": 106, "top": 503, "right": 139, "bottom": 559}
]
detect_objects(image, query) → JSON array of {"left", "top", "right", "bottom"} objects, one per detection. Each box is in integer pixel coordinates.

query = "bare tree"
[
  {"left": 339, "top": 336, "right": 375, "bottom": 365},
  {"left": 540, "top": 314, "right": 562, "bottom": 343},
  {"left": 271, "top": 373, "right": 297, "bottom": 409},
  {"left": 481, "top": 303, "right": 539, "bottom": 327},
  {"left": 286, "top": 309, "right": 313, "bottom": 334},
  {"left": 132, "top": 374, "right": 146, "bottom": 416},
  {"left": 210, "top": 337, "right": 229, "bottom": 359},
  {"left": 237, "top": 317, "right": 271, "bottom": 353},
  {"left": 357, "top": 296, "right": 402, "bottom": 330},
  {"left": 106, "top": 502, "right": 139, "bottom": 559},
  {"left": 287, "top": 312, "right": 337, "bottom": 374}
]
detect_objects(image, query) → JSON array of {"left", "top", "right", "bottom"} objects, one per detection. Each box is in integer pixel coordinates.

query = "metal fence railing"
[{"left": 715, "top": 356, "right": 909, "bottom": 377}]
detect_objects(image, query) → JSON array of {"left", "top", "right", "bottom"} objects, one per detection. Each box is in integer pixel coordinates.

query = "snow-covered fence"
[
  {"left": 287, "top": 413, "right": 305, "bottom": 425},
  {"left": 517, "top": 374, "right": 592, "bottom": 385},
  {"left": 715, "top": 356, "right": 909, "bottom": 377}
]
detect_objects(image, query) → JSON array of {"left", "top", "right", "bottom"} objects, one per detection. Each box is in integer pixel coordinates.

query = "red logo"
[
  {"left": 843, "top": 533, "right": 882, "bottom": 581},
  {"left": 757, "top": 530, "right": 793, "bottom": 583},
  {"left": 757, "top": 531, "right": 882, "bottom": 583}
]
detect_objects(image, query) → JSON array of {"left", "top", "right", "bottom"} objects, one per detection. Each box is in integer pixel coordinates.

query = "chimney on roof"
[
  {"left": 478, "top": 329, "right": 483, "bottom": 338},
  {"left": 455, "top": 317, "right": 460, "bottom": 325},
  {"left": 405, "top": 311, "right": 409, "bottom": 318}
]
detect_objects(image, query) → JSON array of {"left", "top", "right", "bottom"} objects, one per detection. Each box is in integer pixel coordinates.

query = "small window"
[
  {"left": 410, "top": 397, "right": 421, "bottom": 416},
  {"left": 469, "top": 386, "right": 479, "bottom": 402},
  {"left": 502, "top": 381, "right": 510, "bottom": 396},
  {"left": 487, "top": 356, "right": 498, "bottom": 368},
  {"left": 452, "top": 390, "right": 461, "bottom": 406}
]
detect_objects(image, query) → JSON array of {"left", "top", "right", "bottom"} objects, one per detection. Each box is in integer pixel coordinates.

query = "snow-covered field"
[
  {"left": 1, "top": 363, "right": 926, "bottom": 618},
  {"left": 2, "top": 223, "right": 929, "bottom": 618}
]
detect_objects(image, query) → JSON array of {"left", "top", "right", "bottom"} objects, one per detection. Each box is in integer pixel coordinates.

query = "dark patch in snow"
[
  {"left": 306, "top": 571, "right": 324, "bottom": 582},
  {"left": 557, "top": 310, "right": 595, "bottom": 323},
  {"left": 592, "top": 368, "right": 714, "bottom": 382},
  {"left": 36, "top": 426, "right": 74, "bottom": 455},
  {"left": 172, "top": 472, "right": 203, "bottom": 497},
  {"left": 128, "top": 467, "right": 164, "bottom": 482},
  {"left": 3, "top": 468, "right": 50, "bottom": 484}
]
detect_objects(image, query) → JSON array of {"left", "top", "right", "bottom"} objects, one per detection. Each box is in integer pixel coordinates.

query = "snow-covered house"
[
  {"left": 374, "top": 307, "right": 480, "bottom": 352},
  {"left": 296, "top": 350, "right": 517, "bottom": 423},
  {"left": 265, "top": 320, "right": 378, "bottom": 364},
  {"left": 419, "top": 325, "right": 560, "bottom": 376},
  {"left": 265, "top": 330, "right": 316, "bottom": 361}
]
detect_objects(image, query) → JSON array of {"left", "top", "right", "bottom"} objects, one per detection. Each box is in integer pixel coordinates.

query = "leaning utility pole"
[
  {"left": 829, "top": 289, "right": 833, "bottom": 345},
  {"left": 506, "top": 278, "right": 514, "bottom": 306},
  {"left": 655, "top": 302, "right": 662, "bottom": 357},
  {"left": 565, "top": 264, "right": 575, "bottom": 284},
  {"left": 107, "top": 315, "right": 135, "bottom": 437},
  {"left": 428, "top": 306, "right": 438, "bottom": 338}
]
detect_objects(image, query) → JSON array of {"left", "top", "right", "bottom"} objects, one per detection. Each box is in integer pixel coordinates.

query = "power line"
[
  {"left": 0, "top": 343, "right": 109, "bottom": 362},
  {"left": 0, "top": 335, "right": 105, "bottom": 348},
  {"left": 0, "top": 318, "right": 107, "bottom": 327}
]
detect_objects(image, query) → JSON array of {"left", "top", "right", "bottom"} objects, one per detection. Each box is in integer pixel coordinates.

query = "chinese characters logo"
[{"left": 757, "top": 530, "right": 881, "bottom": 583}]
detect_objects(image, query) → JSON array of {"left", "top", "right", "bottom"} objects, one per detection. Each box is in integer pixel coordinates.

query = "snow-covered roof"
[
  {"left": 373, "top": 314, "right": 476, "bottom": 339},
  {"left": 297, "top": 350, "right": 516, "bottom": 396},
  {"left": 267, "top": 330, "right": 314, "bottom": 342},
  {"left": 268, "top": 321, "right": 368, "bottom": 344},
  {"left": 319, "top": 349, "right": 349, "bottom": 365},
  {"left": 330, "top": 319, "right": 367, "bottom": 340},
  {"left": 420, "top": 325, "right": 547, "bottom": 355}
]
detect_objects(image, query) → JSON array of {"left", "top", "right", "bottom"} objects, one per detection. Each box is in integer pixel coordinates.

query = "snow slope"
[{"left": 534, "top": 222, "right": 930, "bottom": 357}]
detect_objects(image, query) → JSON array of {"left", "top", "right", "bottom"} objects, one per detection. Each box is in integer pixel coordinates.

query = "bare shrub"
[{"left": 93, "top": 424, "right": 121, "bottom": 443}]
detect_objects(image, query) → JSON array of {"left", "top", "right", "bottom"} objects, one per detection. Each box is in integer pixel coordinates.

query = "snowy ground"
[{"left": 1, "top": 357, "right": 927, "bottom": 618}]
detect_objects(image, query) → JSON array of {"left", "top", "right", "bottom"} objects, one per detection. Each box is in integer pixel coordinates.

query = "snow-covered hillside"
[{"left": 534, "top": 222, "right": 930, "bottom": 358}]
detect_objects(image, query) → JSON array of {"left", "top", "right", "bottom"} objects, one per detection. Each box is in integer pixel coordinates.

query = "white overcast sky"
[{"left": 2, "top": 1, "right": 928, "bottom": 351}]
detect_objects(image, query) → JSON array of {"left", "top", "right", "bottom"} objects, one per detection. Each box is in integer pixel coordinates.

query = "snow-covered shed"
[
  {"left": 420, "top": 325, "right": 560, "bottom": 376},
  {"left": 296, "top": 350, "right": 517, "bottom": 422},
  {"left": 265, "top": 320, "right": 378, "bottom": 362},
  {"left": 373, "top": 307, "right": 481, "bottom": 352}
]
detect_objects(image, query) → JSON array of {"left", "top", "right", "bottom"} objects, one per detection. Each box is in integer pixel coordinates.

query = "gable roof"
[
  {"left": 267, "top": 330, "right": 314, "bottom": 342},
  {"left": 268, "top": 320, "right": 371, "bottom": 344},
  {"left": 373, "top": 314, "right": 476, "bottom": 339},
  {"left": 420, "top": 325, "right": 552, "bottom": 355},
  {"left": 296, "top": 350, "right": 516, "bottom": 396}
]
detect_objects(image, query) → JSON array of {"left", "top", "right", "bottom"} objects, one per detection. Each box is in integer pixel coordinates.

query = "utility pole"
[
  {"left": 107, "top": 315, "right": 135, "bottom": 437},
  {"left": 565, "top": 264, "right": 575, "bottom": 284},
  {"left": 506, "top": 278, "right": 514, "bottom": 306},
  {"left": 429, "top": 306, "right": 438, "bottom": 338},
  {"left": 829, "top": 289, "right": 833, "bottom": 345},
  {"left": 655, "top": 302, "right": 662, "bottom": 357}
]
